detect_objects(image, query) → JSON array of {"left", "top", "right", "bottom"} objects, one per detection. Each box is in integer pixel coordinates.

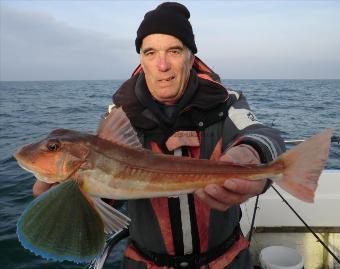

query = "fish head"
[{"left": 14, "top": 128, "right": 91, "bottom": 183}]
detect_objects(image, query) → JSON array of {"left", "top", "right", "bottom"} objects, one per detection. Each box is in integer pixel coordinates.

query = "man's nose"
[{"left": 157, "top": 54, "right": 171, "bottom": 72}]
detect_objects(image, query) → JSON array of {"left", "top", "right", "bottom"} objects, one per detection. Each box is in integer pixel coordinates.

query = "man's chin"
[{"left": 157, "top": 95, "right": 181, "bottom": 105}]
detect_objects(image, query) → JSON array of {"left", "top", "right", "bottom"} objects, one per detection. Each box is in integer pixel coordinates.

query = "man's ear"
[
  {"left": 190, "top": 53, "right": 195, "bottom": 67},
  {"left": 140, "top": 54, "right": 144, "bottom": 70}
]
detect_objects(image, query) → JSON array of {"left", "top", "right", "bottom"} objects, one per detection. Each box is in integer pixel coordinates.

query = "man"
[{"left": 34, "top": 2, "right": 285, "bottom": 268}]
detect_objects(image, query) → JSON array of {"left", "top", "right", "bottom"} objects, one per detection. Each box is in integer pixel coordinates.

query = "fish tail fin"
[
  {"left": 17, "top": 180, "right": 129, "bottom": 264},
  {"left": 272, "top": 129, "right": 332, "bottom": 203}
]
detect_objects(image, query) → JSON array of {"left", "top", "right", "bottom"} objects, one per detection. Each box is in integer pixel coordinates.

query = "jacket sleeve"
[{"left": 222, "top": 90, "right": 286, "bottom": 192}]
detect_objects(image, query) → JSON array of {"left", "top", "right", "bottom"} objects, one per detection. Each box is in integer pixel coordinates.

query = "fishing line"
[
  {"left": 271, "top": 185, "right": 340, "bottom": 264},
  {"left": 247, "top": 194, "right": 259, "bottom": 243}
]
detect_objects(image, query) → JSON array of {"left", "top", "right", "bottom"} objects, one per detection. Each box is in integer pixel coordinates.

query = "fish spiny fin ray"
[
  {"left": 16, "top": 181, "right": 105, "bottom": 263},
  {"left": 97, "top": 106, "right": 143, "bottom": 148},
  {"left": 90, "top": 197, "right": 130, "bottom": 234},
  {"left": 272, "top": 129, "right": 333, "bottom": 203}
]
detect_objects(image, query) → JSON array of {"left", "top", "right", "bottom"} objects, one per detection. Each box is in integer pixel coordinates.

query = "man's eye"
[
  {"left": 144, "top": 51, "right": 155, "bottom": 56},
  {"left": 169, "top": 50, "right": 180, "bottom": 55}
]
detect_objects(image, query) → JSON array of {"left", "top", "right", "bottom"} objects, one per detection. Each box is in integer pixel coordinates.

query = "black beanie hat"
[{"left": 135, "top": 2, "right": 197, "bottom": 54}]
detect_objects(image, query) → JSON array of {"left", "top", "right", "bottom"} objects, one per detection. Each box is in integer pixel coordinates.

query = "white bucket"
[{"left": 259, "top": 246, "right": 304, "bottom": 269}]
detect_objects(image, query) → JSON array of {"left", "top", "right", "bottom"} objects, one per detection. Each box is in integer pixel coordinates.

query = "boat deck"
[{"left": 250, "top": 227, "right": 340, "bottom": 268}]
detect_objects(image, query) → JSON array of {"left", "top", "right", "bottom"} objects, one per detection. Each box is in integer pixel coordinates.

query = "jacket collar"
[
  {"left": 134, "top": 70, "right": 199, "bottom": 127},
  {"left": 112, "top": 69, "right": 229, "bottom": 144}
]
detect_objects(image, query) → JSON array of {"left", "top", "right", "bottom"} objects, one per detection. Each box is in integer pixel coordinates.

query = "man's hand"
[
  {"left": 32, "top": 180, "right": 57, "bottom": 196},
  {"left": 195, "top": 144, "right": 266, "bottom": 211}
]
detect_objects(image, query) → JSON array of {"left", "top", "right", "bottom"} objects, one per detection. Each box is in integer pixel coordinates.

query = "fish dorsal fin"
[
  {"left": 97, "top": 106, "right": 143, "bottom": 149},
  {"left": 17, "top": 180, "right": 105, "bottom": 263}
]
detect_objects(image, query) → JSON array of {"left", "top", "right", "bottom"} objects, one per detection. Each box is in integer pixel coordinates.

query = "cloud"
[
  {"left": 0, "top": 5, "right": 138, "bottom": 81},
  {"left": 191, "top": 2, "right": 340, "bottom": 79},
  {"left": 1, "top": 2, "right": 339, "bottom": 80}
]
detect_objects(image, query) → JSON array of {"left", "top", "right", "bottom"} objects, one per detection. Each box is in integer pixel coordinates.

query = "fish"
[{"left": 14, "top": 107, "right": 332, "bottom": 264}]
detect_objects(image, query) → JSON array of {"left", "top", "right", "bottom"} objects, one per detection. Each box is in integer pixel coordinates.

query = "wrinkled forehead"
[{"left": 141, "top": 34, "right": 189, "bottom": 53}]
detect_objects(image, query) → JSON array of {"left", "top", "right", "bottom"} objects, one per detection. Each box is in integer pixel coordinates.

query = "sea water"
[{"left": 0, "top": 79, "right": 339, "bottom": 269}]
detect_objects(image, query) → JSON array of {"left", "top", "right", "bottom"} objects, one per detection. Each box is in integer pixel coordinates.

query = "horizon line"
[{"left": 1, "top": 78, "right": 340, "bottom": 83}]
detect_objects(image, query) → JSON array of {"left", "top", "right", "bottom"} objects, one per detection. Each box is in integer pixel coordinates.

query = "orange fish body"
[
  {"left": 13, "top": 107, "right": 333, "bottom": 264},
  {"left": 15, "top": 108, "right": 332, "bottom": 203}
]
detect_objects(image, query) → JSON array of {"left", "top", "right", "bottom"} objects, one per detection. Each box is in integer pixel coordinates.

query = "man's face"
[{"left": 140, "top": 34, "right": 194, "bottom": 105}]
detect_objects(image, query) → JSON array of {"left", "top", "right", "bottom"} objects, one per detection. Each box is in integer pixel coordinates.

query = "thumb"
[{"left": 220, "top": 144, "right": 260, "bottom": 165}]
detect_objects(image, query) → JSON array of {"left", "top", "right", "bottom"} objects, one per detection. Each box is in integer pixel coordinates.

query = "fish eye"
[{"left": 47, "top": 140, "right": 61, "bottom": 152}]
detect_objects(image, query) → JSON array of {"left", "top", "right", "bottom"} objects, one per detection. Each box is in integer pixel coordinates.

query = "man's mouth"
[{"left": 159, "top": 76, "right": 175, "bottom": 82}]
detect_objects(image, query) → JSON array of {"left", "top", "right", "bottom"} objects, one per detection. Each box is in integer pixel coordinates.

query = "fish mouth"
[
  {"left": 15, "top": 158, "right": 35, "bottom": 175},
  {"left": 16, "top": 160, "right": 60, "bottom": 184},
  {"left": 33, "top": 173, "right": 56, "bottom": 183}
]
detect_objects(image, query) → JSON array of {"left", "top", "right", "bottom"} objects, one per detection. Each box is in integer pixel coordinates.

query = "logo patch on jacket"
[
  {"left": 228, "top": 107, "right": 261, "bottom": 130},
  {"left": 247, "top": 112, "right": 257, "bottom": 121}
]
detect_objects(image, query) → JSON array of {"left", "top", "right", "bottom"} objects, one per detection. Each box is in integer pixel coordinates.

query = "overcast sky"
[{"left": 1, "top": 1, "right": 339, "bottom": 81}]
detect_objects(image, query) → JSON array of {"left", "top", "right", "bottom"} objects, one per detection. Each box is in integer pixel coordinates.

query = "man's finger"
[
  {"left": 195, "top": 188, "right": 230, "bottom": 211},
  {"left": 204, "top": 184, "right": 240, "bottom": 205},
  {"left": 32, "top": 180, "right": 56, "bottom": 196},
  {"left": 223, "top": 178, "right": 265, "bottom": 195}
]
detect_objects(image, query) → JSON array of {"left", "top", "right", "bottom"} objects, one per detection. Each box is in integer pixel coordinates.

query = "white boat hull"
[
  {"left": 241, "top": 170, "right": 340, "bottom": 268},
  {"left": 241, "top": 169, "right": 340, "bottom": 230}
]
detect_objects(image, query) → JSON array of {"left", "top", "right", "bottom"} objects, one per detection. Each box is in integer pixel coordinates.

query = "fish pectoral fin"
[
  {"left": 86, "top": 229, "right": 129, "bottom": 269},
  {"left": 17, "top": 180, "right": 105, "bottom": 264},
  {"left": 90, "top": 196, "right": 130, "bottom": 234}
]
